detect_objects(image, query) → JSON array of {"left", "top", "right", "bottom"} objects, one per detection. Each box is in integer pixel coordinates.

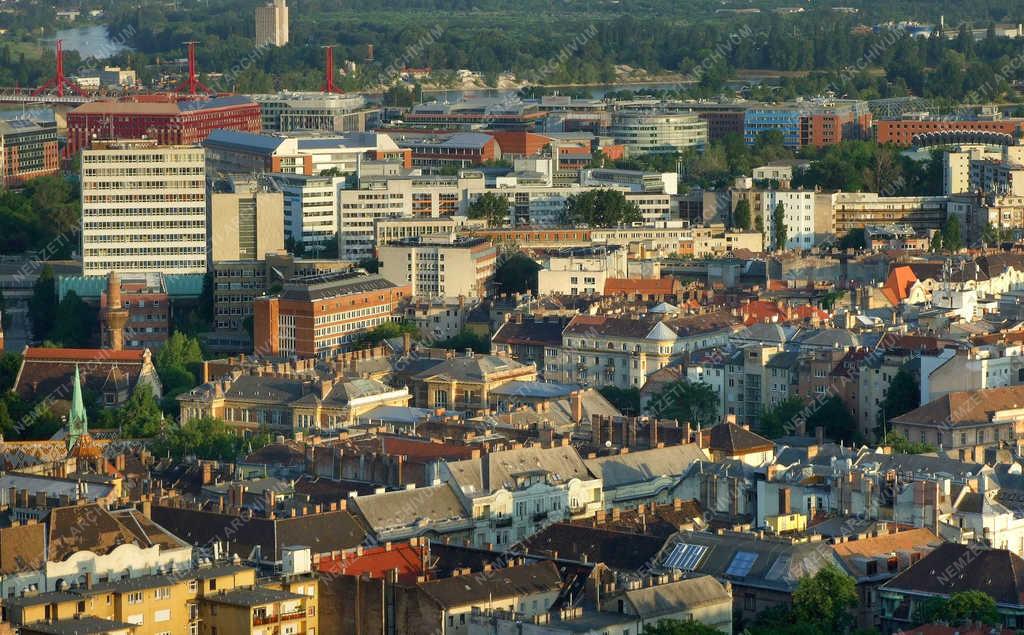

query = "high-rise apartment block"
[
  {"left": 256, "top": 0, "right": 289, "bottom": 47},
  {"left": 208, "top": 177, "right": 285, "bottom": 264},
  {"left": 81, "top": 140, "right": 207, "bottom": 276}
]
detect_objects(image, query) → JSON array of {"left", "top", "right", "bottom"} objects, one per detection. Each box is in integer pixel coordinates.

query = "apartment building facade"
[
  {"left": 81, "top": 140, "right": 207, "bottom": 276},
  {"left": 378, "top": 235, "right": 497, "bottom": 299},
  {"left": 253, "top": 271, "right": 410, "bottom": 358}
]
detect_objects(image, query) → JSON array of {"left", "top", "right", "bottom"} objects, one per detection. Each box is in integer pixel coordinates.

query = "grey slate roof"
[
  {"left": 445, "top": 445, "right": 594, "bottom": 495},
  {"left": 348, "top": 483, "right": 470, "bottom": 534},
  {"left": 585, "top": 444, "right": 707, "bottom": 490},
  {"left": 413, "top": 354, "right": 532, "bottom": 382}
]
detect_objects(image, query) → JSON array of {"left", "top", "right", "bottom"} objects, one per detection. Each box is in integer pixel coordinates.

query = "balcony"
[
  {"left": 280, "top": 610, "right": 306, "bottom": 621},
  {"left": 252, "top": 614, "right": 278, "bottom": 626},
  {"left": 533, "top": 510, "right": 550, "bottom": 523},
  {"left": 492, "top": 515, "right": 513, "bottom": 528}
]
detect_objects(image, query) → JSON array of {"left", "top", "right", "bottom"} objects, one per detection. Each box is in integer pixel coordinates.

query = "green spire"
[{"left": 67, "top": 364, "right": 88, "bottom": 450}]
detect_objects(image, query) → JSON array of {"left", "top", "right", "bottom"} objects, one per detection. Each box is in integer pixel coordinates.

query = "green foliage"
[
  {"left": 820, "top": 290, "right": 846, "bottom": 311},
  {"left": 648, "top": 381, "right": 719, "bottom": 427},
  {"left": 152, "top": 415, "right": 266, "bottom": 461},
  {"left": 881, "top": 368, "right": 920, "bottom": 425},
  {"left": 467, "top": 192, "right": 510, "bottom": 228},
  {"left": 434, "top": 329, "right": 490, "bottom": 353},
  {"left": 913, "top": 591, "right": 1000, "bottom": 627},
  {"left": 838, "top": 228, "right": 866, "bottom": 250},
  {"left": 357, "top": 257, "right": 381, "bottom": 274},
  {"left": 732, "top": 199, "right": 752, "bottom": 231},
  {"left": 355, "top": 320, "right": 420, "bottom": 348},
  {"left": 0, "top": 176, "right": 79, "bottom": 255},
  {"left": 0, "top": 352, "right": 21, "bottom": 393},
  {"left": 494, "top": 253, "right": 541, "bottom": 295},
  {"left": 792, "top": 565, "right": 859, "bottom": 632},
  {"left": 760, "top": 396, "right": 806, "bottom": 439},
  {"left": 806, "top": 395, "right": 860, "bottom": 445},
  {"left": 881, "top": 431, "right": 936, "bottom": 455},
  {"left": 564, "top": 189, "right": 641, "bottom": 227},
  {"left": 115, "top": 384, "right": 165, "bottom": 438},
  {"left": 942, "top": 215, "right": 963, "bottom": 252},
  {"left": 155, "top": 333, "right": 204, "bottom": 414},
  {"left": 641, "top": 619, "right": 721, "bottom": 635},
  {"left": 771, "top": 201, "right": 787, "bottom": 251},
  {"left": 50, "top": 291, "right": 98, "bottom": 348},
  {"left": 982, "top": 223, "right": 1013, "bottom": 247},
  {"left": 28, "top": 266, "right": 57, "bottom": 342},
  {"left": 597, "top": 386, "right": 640, "bottom": 415}
]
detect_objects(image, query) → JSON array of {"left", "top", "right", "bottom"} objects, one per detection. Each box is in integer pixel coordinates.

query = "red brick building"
[
  {"left": 66, "top": 95, "right": 261, "bottom": 157},
  {"left": 253, "top": 271, "right": 410, "bottom": 358},
  {"left": 0, "top": 118, "right": 59, "bottom": 186},
  {"left": 874, "top": 118, "right": 1024, "bottom": 146}
]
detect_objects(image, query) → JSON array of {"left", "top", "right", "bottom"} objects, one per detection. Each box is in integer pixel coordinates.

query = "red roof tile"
[
  {"left": 23, "top": 347, "right": 144, "bottom": 362},
  {"left": 317, "top": 542, "right": 427, "bottom": 582}
]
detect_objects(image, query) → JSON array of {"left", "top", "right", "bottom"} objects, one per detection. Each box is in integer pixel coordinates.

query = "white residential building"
[
  {"left": 441, "top": 444, "right": 604, "bottom": 549},
  {"left": 81, "top": 140, "right": 206, "bottom": 275},
  {"left": 379, "top": 235, "right": 497, "bottom": 299},
  {"left": 760, "top": 189, "right": 831, "bottom": 250},
  {"left": 536, "top": 246, "right": 626, "bottom": 296}
]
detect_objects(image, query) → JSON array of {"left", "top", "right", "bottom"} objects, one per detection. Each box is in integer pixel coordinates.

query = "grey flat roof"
[{"left": 205, "top": 587, "right": 306, "bottom": 607}]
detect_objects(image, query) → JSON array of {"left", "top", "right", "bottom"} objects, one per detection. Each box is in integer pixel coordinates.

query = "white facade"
[
  {"left": 610, "top": 111, "right": 708, "bottom": 154},
  {"left": 81, "top": 140, "right": 206, "bottom": 275},
  {"left": 537, "top": 247, "right": 626, "bottom": 296},
  {"left": 378, "top": 236, "right": 496, "bottom": 299},
  {"left": 760, "top": 190, "right": 821, "bottom": 250},
  {"left": 272, "top": 173, "right": 344, "bottom": 250}
]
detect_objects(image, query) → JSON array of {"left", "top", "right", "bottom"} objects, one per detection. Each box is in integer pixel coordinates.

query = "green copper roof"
[{"left": 67, "top": 364, "right": 88, "bottom": 450}]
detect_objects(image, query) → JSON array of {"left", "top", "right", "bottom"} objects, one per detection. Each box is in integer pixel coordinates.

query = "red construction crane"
[
  {"left": 32, "top": 40, "right": 87, "bottom": 97},
  {"left": 321, "top": 45, "right": 344, "bottom": 94},
  {"left": 174, "top": 41, "right": 214, "bottom": 96}
]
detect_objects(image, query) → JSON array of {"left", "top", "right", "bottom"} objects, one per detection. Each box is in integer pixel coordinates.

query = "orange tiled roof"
[
  {"left": 741, "top": 300, "right": 786, "bottom": 325},
  {"left": 881, "top": 266, "right": 918, "bottom": 305},
  {"left": 317, "top": 542, "right": 427, "bottom": 581}
]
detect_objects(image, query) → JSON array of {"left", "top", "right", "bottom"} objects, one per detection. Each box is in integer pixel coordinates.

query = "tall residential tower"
[{"left": 256, "top": 0, "right": 289, "bottom": 47}]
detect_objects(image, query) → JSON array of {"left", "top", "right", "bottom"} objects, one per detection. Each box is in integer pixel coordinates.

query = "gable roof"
[
  {"left": 418, "top": 561, "right": 563, "bottom": 608},
  {"left": 622, "top": 574, "right": 732, "bottom": 618},
  {"left": 445, "top": 445, "right": 594, "bottom": 495},
  {"left": 881, "top": 543, "right": 1024, "bottom": 605},
  {"left": 882, "top": 266, "right": 919, "bottom": 305},
  {"left": 584, "top": 444, "right": 707, "bottom": 490},
  {"left": 523, "top": 523, "right": 667, "bottom": 571},
  {"left": 14, "top": 348, "right": 151, "bottom": 403},
  {"left": 492, "top": 319, "right": 566, "bottom": 348},
  {"left": 412, "top": 354, "right": 533, "bottom": 383},
  {"left": 707, "top": 422, "right": 773, "bottom": 455},
  {"left": 891, "top": 385, "right": 1024, "bottom": 428},
  {"left": 348, "top": 483, "right": 470, "bottom": 535}
]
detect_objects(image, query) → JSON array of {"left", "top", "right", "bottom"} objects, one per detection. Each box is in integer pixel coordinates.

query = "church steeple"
[{"left": 67, "top": 364, "right": 88, "bottom": 450}]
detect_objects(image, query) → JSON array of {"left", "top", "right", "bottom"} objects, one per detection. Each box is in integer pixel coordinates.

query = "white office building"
[
  {"left": 270, "top": 172, "right": 344, "bottom": 252},
  {"left": 81, "top": 140, "right": 206, "bottom": 275}
]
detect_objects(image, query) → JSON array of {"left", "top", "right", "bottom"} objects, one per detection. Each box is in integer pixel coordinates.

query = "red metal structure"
[
  {"left": 32, "top": 40, "right": 87, "bottom": 97},
  {"left": 174, "top": 41, "right": 214, "bottom": 95},
  {"left": 321, "top": 46, "right": 344, "bottom": 94}
]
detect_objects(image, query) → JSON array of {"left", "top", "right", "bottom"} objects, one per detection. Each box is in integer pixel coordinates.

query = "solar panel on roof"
[
  {"left": 663, "top": 543, "right": 708, "bottom": 571},
  {"left": 725, "top": 551, "right": 758, "bottom": 577}
]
